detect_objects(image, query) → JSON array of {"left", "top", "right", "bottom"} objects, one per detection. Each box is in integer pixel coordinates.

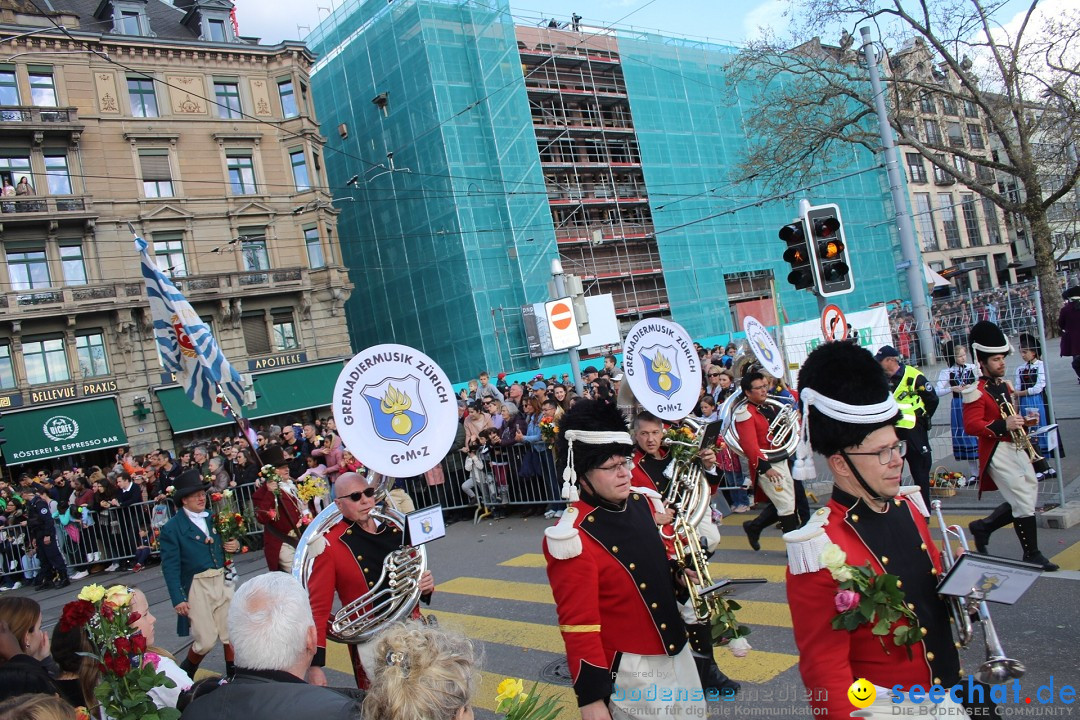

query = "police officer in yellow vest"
[{"left": 875, "top": 345, "right": 939, "bottom": 507}]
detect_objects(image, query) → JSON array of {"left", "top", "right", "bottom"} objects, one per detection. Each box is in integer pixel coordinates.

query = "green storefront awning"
[
  {"left": 3, "top": 397, "right": 129, "bottom": 465},
  {"left": 155, "top": 361, "right": 344, "bottom": 434},
  {"left": 155, "top": 387, "right": 235, "bottom": 435}
]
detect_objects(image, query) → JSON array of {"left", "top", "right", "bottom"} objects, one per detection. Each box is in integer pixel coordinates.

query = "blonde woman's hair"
[
  {"left": 362, "top": 622, "right": 478, "bottom": 720},
  {"left": 0, "top": 694, "right": 76, "bottom": 720}
]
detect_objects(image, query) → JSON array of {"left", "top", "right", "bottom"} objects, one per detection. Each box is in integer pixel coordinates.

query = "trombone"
[{"left": 931, "top": 500, "right": 1025, "bottom": 684}]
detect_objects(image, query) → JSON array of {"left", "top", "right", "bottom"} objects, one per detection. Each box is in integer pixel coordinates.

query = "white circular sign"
[
  {"left": 742, "top": 316, "right": 785, "bottom": 379},
  {"left": 622, "top": 318, "right": 701, "bottom": 421},
  {"left": 332, "top": 344, "right": 458, "bottom": 478},
  {"left": 43, "top": 416, "right": 79, "bottom": 442}
]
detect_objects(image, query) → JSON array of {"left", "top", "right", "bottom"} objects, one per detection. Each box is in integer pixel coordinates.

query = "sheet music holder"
[
  {"left": 937, "top": 552, "right": 1041, "bottom": 605},
  {"left": 404, "top": 504, "right": 446, "bottom": 546},
  {"left": 700, "top": 578, "right": 767, "bottom": 598},
  {"left": 701, "top": 420, "right": 722, "bottom": 450}
]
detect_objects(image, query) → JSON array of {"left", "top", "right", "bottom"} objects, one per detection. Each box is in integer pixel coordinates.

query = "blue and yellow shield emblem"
[
  {"left": 977, "top": 573, "right": 1003, "bottom": 592},
  {"left": 641, "top": 344, "right": 682, "bottom": 399},
  {"left": 422, "top": 519, "right": 433, "bottom": 534},
  {"left": 362, "top": 376, "right": 427, "bottom": 445}
]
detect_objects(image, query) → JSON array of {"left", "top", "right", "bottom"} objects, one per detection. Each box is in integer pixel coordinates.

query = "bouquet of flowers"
[
  {"left": 494, "top": 677, "right": 561, "bottom": 720},
  {"left": 662, "top": 424, "right": 698, "bottom": 465},
  {"left": 62, "top": 584, "right": 180, "bottom": 720},
  {"left": 210, "top": 489, "right": 248, "bottom": 581},
  {"left": 297, "top": 475, "right": 330, "bottom": 504},
  {"left": 538, "top": 416, "right": 558, "bottom": 448},
  {"left": 820, "top": 542, "right": 923, "bottom": 655}
]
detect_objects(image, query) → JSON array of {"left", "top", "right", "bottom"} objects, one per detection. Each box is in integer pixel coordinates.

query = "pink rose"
[
  {"left": 834, "top": 589, "right": 860, "bottom": 613},
  {"left": 143, "top": 652, "right": 160, "bottom": 670}
]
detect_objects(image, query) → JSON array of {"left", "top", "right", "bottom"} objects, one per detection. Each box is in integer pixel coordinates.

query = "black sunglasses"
[{"left": 342, "top": 488, "right": 377, "bottom": 502}]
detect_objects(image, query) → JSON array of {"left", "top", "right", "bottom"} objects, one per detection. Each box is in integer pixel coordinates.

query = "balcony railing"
[
  {"left": 0, "top": 281, "right": 145, "bottom": 312},
  {"left": 0, "top": 106, "right": 80, "bottom": 125},
  {"left": 0, "top": 195, "right": 92, "bottom": 218}
]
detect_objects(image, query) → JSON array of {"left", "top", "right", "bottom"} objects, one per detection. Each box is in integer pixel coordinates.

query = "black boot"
[
  {"left": 743, "top": 504, "right": 777, "bottom": 552},
  {"left": 1014, "top": 516, "right": 1059, "bottom": 571},
  {"left": 778, "top": 513, "right": 800, "bottom": 534},
  {"left": 180, "top": 649, "right": 205, "bottom": 676},
  {"left": 694, "top": 654, "right": 741, "bottom": 697},
  {"left": 968, "top": 503, "right": 1013, "bottom": 554}
]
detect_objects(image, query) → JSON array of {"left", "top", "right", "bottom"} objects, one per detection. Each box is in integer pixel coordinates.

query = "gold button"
[
  {"left": 651, "top": 603, "right": 658, "bottom": 609},
  {"left": 660, "top": 623, "right": 667, "bottom": 630},
  {"left": 639, "top": 582, "right": 647, "bottom": 589},
  {"left": 931, "top": 568, "right": 939, "bottom": 575},
  {"left": 927, "top": 652, "right": 935, "bottom": 661},
  {"left": 896, "top": 580, "right": 902, "bottom": 588},
  {"left": 920, "top": 543, "right": 927, "bottom": 550},
  {"left": 629, "top": 563, "right": 636, "bottom": 570},
  {"left": 612, "top": 546, "right": 619, "bottom": 553},
  {"left": 881, "top": 556, "right": 889, "bottom": 565},
  {"left": 851, "top": 514, "right": 859, "bottom": 522},
  {"left": 668, "top": 644, "right": 675, "bottom": 651},
  {"left": 894, "top": 499, "right": 902, "bottom": 506},
  {"left": 633, "top": 494, "right": 640, "bottom": 500},
  {"left": 356, "top": 554, "right": 362, "bottom": 560},
  {"left": 908, "top": 602, "right": 916, "bottom": 610},
  {"left": 955, "top": 642, "right": 962, "bottom": 649},
  {"left": 933, "top": 677, "right": 941, "bottom": 685},
  {"left": 587, "top": 516, "right": 595, "bottom": 523},
  {"left": 921, "top": 627, "right": 928, "bottom": 636},
  {"left": 346, "top": 529, "right": 352, "bottom": 535}
]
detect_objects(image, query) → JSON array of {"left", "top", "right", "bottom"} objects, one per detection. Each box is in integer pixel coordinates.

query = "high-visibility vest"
[{"left": 892, "top": 364, "right": 926, "bottom": 430}]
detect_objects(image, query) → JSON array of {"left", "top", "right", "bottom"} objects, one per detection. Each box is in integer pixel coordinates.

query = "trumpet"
[
  {"left": 932, "top": 500, "right": 1025, "bottom": 684},
  {"left": 999, "top": 398, "right": 1051, "bottom": 475}
]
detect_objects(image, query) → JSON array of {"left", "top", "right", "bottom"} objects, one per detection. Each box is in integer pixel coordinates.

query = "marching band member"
[
  {"left": 252, "top": 445, "right": 307, "bottom": 573},
  {"left": 544, "top": 400, "right": 706, "bottom": 720},
  {"left": 786, "top": 341, "right": 984, "bottom": 718},
  {"left": 875, "top": 345, "right": 939, "bottom": 508},
  {"left": 934, "top": 342, "right": 980, "bottom": 486},
  {"left": 964, "top": 322, "right": 1058, "bottom": 571},
  {"left": 305, "top": 472, "right": 435, "bottom": 688},
  {"left": 629, "top": 411, "right": 739, "bottom": 696},
  {"left": 736, "top": 371, "right": 800, "bottom": 550},
  {"left": 1015, "top": 333, "right": 1050, "bottom": 461}
]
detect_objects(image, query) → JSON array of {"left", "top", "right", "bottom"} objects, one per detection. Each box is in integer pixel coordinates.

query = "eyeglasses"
[
  {"left": 845, "top": 440, "right": 907, "bottom": 465},
  {"left": 341, "top": 488, "right": 377, "bottom": 502},
  {"left": 749, "top": 384, "right": 770, "bottom": 392},
  {"left": 708, "top": 373, "right": 721, "bottom": 378},
  {"left": 594, "top": 458, "right": 632, "bottom": 473}
]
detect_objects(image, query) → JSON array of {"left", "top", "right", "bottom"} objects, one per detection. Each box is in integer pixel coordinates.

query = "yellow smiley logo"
[{"left": 848, "top": 678, "right": 876, "bottom": 708}]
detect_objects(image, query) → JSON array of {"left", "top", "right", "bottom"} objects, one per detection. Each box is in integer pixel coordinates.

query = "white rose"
[
  {"left": 728, "top": 637, "right": 752, "bottom": 658},
  {"left": 820, "top": 543, "right": 847, "bottom": 570},
  {"left": 830, "top": 565, "right": 854, "bottom": 583}
]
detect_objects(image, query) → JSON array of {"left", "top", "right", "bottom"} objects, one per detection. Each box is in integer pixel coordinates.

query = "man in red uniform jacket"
[
  {"left": 305, "top": 472, "right": 434, "bottom": 688},
  {"left": 735, "top": 370, "right": 800, "bottom": 549},
  {"left": 787, "top": 341, "right": 993, "bottom": 718},
  {"left": 544, "top": 401, "right": 706, "bottom": 720},
  {"left": 252, "top": 444, "right": 306, "bottom": 572}
]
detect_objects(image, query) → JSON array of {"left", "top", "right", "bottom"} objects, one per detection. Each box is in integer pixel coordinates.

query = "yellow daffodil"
[
  {"left": 495, "top": 677, "right": 524, "bottom": 704},
  {"left": 78, "top": 584, "right": 106, "bottom": 603}
]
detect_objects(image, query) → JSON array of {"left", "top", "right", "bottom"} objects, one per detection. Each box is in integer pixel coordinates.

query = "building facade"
[
  {"left": 0, "top": 0, "right": 352, "bottom": 472},
  {"left": 306, "top": 0, "right": 910, "bottom": 380}
]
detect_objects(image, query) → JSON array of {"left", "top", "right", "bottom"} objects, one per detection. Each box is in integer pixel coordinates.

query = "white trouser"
[
  {"left": 759, "top": 460, "right": 795, "bottom": 516},
  {"left": 610, "top": 645, "right": 707, "bottom": 720},
  {"left": 988, "top": 443, "right": 1038, "bottom": 518}
]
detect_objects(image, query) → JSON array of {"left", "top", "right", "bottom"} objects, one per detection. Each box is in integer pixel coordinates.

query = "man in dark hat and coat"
[
  {"left": 1059, "top": 285, "right": 1080, "bottom": 383},
  {"left": 159, "top": 468, "right": 241, "bottom": 676},
  {"left": 253, "top": 444, "right": 307, "bottom": 573},
  {"left": 964, "top": 321, "right": 1058, "bottom": 571}
]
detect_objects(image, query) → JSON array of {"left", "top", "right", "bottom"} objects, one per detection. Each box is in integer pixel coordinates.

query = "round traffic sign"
[
  {"left": 821, "top": 304, "right": 846, "bottom": 343},
  {"left": 550, "top": 302, "right": 573, "bottom": 330}
]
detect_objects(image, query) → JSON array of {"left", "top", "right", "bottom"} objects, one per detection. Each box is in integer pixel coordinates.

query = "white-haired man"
[{"left": 180, "top": 572, "right": 359, "bottom": 719}]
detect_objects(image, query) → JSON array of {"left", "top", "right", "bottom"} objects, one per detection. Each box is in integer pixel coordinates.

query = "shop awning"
[
  {"left": 155, "top": 387, "right": 235, "bottom": 435},
  {"left": 3, "top": 397, "right": 129, "bottom": 465},
  {"left": 155, "top": 361, "right": 344, "bottom": 434}
]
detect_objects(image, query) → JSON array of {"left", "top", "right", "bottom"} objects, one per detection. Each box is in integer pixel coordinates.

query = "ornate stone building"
[{"left": 0, "top": 0, "right": 352, "bottom": 470}]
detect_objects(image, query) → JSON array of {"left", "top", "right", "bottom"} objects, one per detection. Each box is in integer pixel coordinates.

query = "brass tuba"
[
  {"left": 660, "top": 416, "right": 713, "bottom": 528},
  {"left": 292, "top": 480, "right": 428, "bottom": 644},
  {"left": 931, "top": 500, "right": 1024, "bottom": 684},
  {"left": 717, "top": 342, "right": 800, "bottom": 463}
]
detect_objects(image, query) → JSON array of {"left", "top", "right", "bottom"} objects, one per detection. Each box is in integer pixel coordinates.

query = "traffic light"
[
  {"left": 780, "top": 220, "right": 814, "bottom": 290},
  {"left": 805, "top": 203, "right": 854, "bottom": 297}
]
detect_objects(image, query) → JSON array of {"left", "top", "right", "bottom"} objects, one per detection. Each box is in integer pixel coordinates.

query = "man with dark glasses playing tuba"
[
  {"left": 785, "top": 341, "right": 996, "bottom": 718},
  {"left": 305, "top": 472, "right": 435, "bottom": 688},
  {"left": 963, "top": 321, "right": 1058, "bottom": 571}
]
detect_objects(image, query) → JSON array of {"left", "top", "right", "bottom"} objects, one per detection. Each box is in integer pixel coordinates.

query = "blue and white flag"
[{"left": 135, "top": 235, "right": 246, "bottom": 417}]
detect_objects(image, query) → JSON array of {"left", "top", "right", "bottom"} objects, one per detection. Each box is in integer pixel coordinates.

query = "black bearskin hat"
[
  {"left": 796, "top": 341, "right": 900, "bottom": 457},
  {"left": 969, "top": 320, "right": 1011, "bottom": 363},
  {"left": 555, "top": 399, "right": 633, "bottom": 482}
]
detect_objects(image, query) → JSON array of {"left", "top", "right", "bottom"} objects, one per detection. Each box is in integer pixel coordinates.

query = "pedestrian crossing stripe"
[
  {"left": 439, "top": 577, "right": 794, "bottom": 628},
  {"left": 1050, "top": 538, "right": 1080, "bottom": 571},
  {"left": 499, "top": 554, "right": 790, "bottom": 583}
]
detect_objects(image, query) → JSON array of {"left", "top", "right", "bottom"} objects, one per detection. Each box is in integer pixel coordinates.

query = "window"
[
  {"left": 923, "top": 119, "right": 942, "bottom": 145},
  {"left": 119, "top": 11, "right": 142, "bottom": 34},
  {"left": 967, "top": 124, "right": 984, "bottom": 149},
  {"left": 153, "top": 234, "right": 186, "bottom": 276},
  {"left": 28, "top": 69, "right": 56, "bottom": 107},
  {"left": 0, "top": 343, "right": 14, "bottom": 390},
  {"left": 906, "top": 153, "right": 927, "bottom": 183},
  {"left": 207, "top": 19, "right": 228, "bottom": 42},
  {"left": 241, "top": 236, "right": 269, "bottom": 271},
  {"left": 7, "top": 249, "right": 50, "bottom": 290},
  {"left": 953, "top": 154, "right": 969, "bottom": 176},
  {"left": 961, "top": 195, "right": 982, "bottom": 247},
  {"left": 289, "top": 148, "right": 310, "bottom": 191},
  {"left": 932, "top": 156, "right": 952, "bottom": 184},
  {"left": 0, "top": 155, "right": 32, "bottom": 188},
  {"left": 946, "top": 122, "right": 964, "bottom": 148},
  {"left": 278, "top": 79, "right": 297, "bottom": 118},
  {"left": 304, "top": 226, "right": 325, "bottom": 268},
  {"left": 938, "top": 193, "right": 962, "bottom": 248},
  {"left": 942, "top": 96, "right": 958, "bottom": 115},
  {"left": 128, "top": 78, "right": 158, "bottom": 117},
  {"left": 23, "top": 337, "right": 68, "bottom": 385},
  {"left": 241, "top": 311, "right": 271, "bottom": 354},
  {"left": 963, "top": 100, "right": 979, "bottom": 118},
  {"left": 214, "top": 81, "right": 242, "bottom": 119},
  {"left": 0, "top": 69, "right": 18, "bottom": 105},
  {"left": 75, "top": 332, "right": 109, "bottom": 377},
  {"left": 272, "top": 310, "right": 299, "bottom": 350},
  {"left": 919, "top": 93, "right": 936, "bottom": 113},
  {"left": 139, "top": 151, "right": 173, "bottom": 197},
  {"left": 974, "top": 260, "right": 992, "bottom": 290},
  {"left": 44, "top": 154, "right": 71, "bottom": 195},
  {"left": 226, "top": 152, "right": 256, "bottom": 194},
  {"left": 983, "top": 197, "right": 1002, "bottom": 244},
  {"left": 60, "top": 244, "right": 87, "bottom": 285},
  {"left": 914, "top": 193, "right": 939, "bottom": 252}
]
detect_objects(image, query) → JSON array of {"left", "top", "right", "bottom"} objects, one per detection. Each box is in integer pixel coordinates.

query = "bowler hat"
[
  {"left": 260, "top": 443, "right": 288, "bottom": 469},
  {"left": 171, "top": 469, "right": 207, "bottom": 500}
]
